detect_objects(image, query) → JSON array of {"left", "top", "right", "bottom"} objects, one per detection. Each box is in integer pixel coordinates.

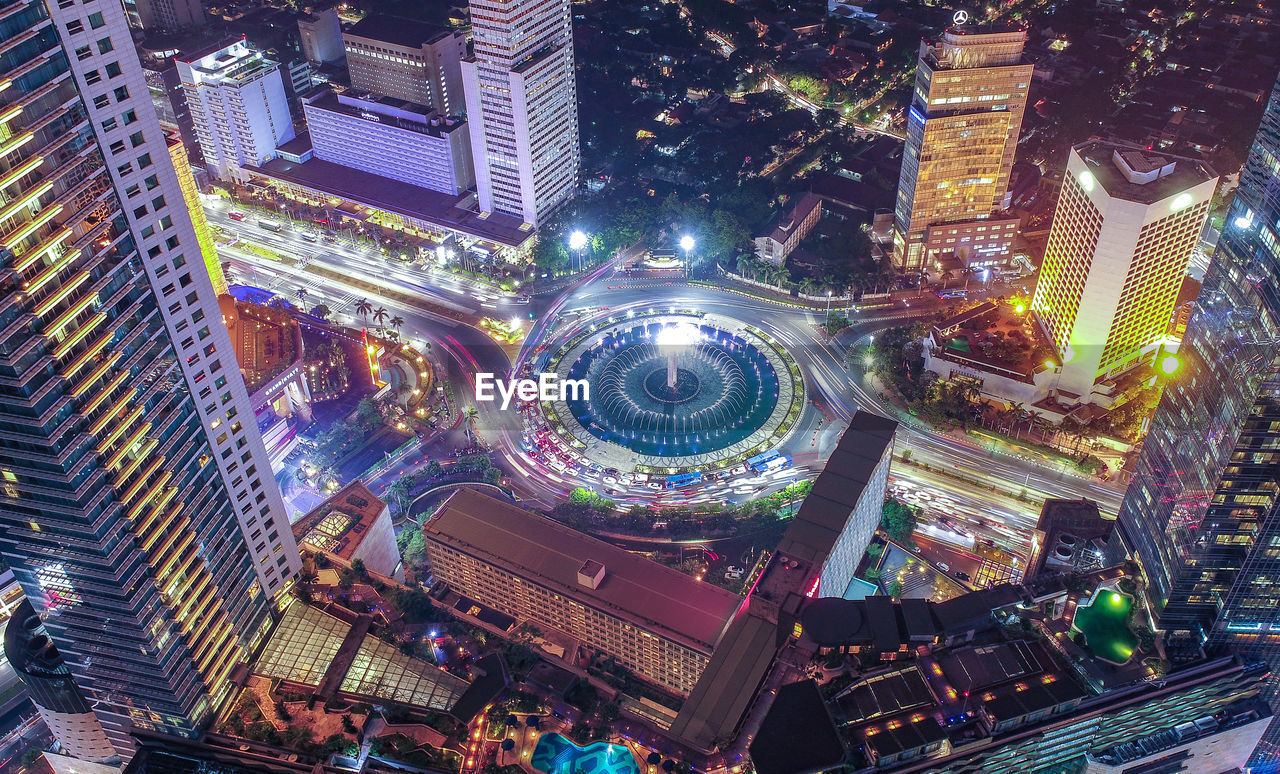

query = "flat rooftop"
[
  {"left": 1074, "top": 139, "right": 1216, "bottom": 205},
  {"left": 293, "top": 480, "right": 387, "bottom": 561},
  {"left": 423, "top": 489, "right": 741, "bottom": 652},
  {"left": 245, "top": 156, "right": 533, "bottom": 249},
  {"left": 344, "top": 14, "right": 453, "bottom": 49}
]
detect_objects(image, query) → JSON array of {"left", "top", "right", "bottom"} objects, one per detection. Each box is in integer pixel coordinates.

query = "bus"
[
  {"left": 665, "top": 472, "right": 703, "bottom": 490},
  {"left": 258, "top": 220, "right": 283, "bottom": 233},
  {"left": 746, "top": 450, "right": 781, "bottom": 473},
  {"left": 759, "top": 454, "right": 793, "bottom": 473}
]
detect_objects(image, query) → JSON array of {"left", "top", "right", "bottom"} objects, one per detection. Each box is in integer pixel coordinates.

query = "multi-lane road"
[{"left": 211, "top": 198, "right": 1126, "bottom": 556}]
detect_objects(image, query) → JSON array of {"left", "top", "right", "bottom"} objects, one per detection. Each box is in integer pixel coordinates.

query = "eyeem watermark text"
[{"left": 475, "top": 373, "right": 589, "bottom": 410}]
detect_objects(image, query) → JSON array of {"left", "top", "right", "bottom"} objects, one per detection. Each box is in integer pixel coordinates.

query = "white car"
[
  {"left": 937, "top": 563, "right": 950, "bottom": 572},
  {"left": 646, "top": 482, "right": 662, "bottom": 490},
  {"left": 602, "top": 476, "right": 618, "bottom": 485}
]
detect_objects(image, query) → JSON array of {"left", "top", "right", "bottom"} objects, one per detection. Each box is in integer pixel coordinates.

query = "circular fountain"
[{"left": 538, "top": 312, "right": 803, "bottom": 469}]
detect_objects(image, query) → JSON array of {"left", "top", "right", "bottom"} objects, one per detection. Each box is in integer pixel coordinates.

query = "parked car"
[{"left": 938, "top": 563, "right": 950, "bottom": 572}]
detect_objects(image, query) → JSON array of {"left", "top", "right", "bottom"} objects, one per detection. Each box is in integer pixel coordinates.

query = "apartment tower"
[
  {"left": 892, "top": 21, "right": 1033, "bottom": 271},
  {"left": 0, "top": 0, "right": 301, "bottom": 759},
  {"left": 1116, "top": 74, "right": 1280, "bottom": 765},
  {"left": 1031, "top": 141, "right": 1217, "bottom": 399},
  {"left": 462, "top": 0, "right": 580, "bottom": 226}
]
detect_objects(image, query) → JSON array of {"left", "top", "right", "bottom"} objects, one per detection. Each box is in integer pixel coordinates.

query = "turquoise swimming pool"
[{"left": 530, "top": 733, "right": 640, "bottom": 774}]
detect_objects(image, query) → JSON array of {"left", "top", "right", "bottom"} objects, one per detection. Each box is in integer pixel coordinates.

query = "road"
[{"left": 216, "top": 204, "right": 1126, "bottom": 557}]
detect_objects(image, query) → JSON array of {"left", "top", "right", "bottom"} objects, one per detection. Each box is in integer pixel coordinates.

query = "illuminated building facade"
[
  {"left": 892, "top": 23, "right": 1032, "bottom": 271},
  {"left": 461, "top": 0, "right": 579, "bottom": 226},
  {"left": 422, "top": 489, "right": 739, "bottom": 696},
  {"left": 343, "top": 15, "right": 466, "bottom": 114},
  {"left": 0, "top": 0, "right": 300, "bottom": 759},
  {"left": 165, "top": 132, "right": 223, "bottom": 294},
  {"left": 176, "top": 39, "right": 295, "bottom": 183},
  {"left": 1116, "top": 74, "right": 1280, "bottom": 763},
  {"left": 1031, "top": 141, "right": 1217, "bottom": 399}
]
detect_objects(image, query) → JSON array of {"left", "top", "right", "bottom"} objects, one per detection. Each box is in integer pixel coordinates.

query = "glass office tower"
[
  {"left": 1117, "top": 73, "right": 1280, "bottom": 764},
  {"left": 0, "top": 0, "right": 300, "bottom": 759}
]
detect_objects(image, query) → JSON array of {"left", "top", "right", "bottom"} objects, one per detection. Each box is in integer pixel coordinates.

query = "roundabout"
[{"left": 535, "top": 311, "right": 806, "bottom": 472}]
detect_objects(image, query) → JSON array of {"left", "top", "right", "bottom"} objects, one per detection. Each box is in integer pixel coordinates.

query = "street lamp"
[
  {"left": 680, "top": 235, "right": 694, "bottom": 276},
  {"left": 568, "top": 230, "right": 588, "bottom": 272},
  {"left": 826, "top": 290, "right": 833, "bottom": 316}
]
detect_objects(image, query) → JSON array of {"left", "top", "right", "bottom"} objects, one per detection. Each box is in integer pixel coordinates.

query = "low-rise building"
[
  {"left": 754, "top": 192, "right": 823, "bottom": 265},
  {"left": 294, "top": 481, "right": 400, "bottom": 579},
  {"left": 422, "top": 489, "right": 742, "bottom": 696}
]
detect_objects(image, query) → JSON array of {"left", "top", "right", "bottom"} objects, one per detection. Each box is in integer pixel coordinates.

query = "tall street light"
[
  {"left": 568, "top": 230, "right": 588, "bottom": 273},
  {"left": 680, "top": 235, "right": 694, "bottom": 277}
]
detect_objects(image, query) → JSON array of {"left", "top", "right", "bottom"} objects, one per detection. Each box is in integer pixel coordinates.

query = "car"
[
  {"left": 937, "top": 563, "right": 950, "bottom": 572},
  {"left": 954, "top": 571, "right": 971, "bottom": 581},
  {"left": 602, "top": 476, "right": 618, "bottom": 485},
  {"left": 604, "top": 468, "right": 620, "bottom": 477},
  {"left": 322, "top": 236, "right": 337, "bottom": 244},
  {"left": 730, "top": 465, "right": 747, "bottom": 476},
  {"left": 228, "top": 212, "right": 245, "bottom": 221},
  {"left": 646, "top": 482, "right": 662, "bottom": 490},
  {"left": 912, "top": 545, "right": 922, "bottom": 553},
  {"left": 514, "top": 296, "right": 531, "bottom": 305},
  {"left": 301, "top": 232, "right": 317, "bottom": 242}
]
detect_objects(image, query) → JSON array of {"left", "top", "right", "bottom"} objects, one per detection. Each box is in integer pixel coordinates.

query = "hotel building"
[
  {"left": 893, "top": 23, "right": 1032, "bottom": 271},
  {"left": 1031, "top": 141, "right": 1217, "bottom": 399},
  {"left": 302, "top": 88, "right": 474, "bottom": 196},
  {"left": 175, "top": 39, "right": 295, "bottom": 182},
  {"left": 0, "top": 0, "right": 300, "bottom": 758},
  {"left": 422, "top": 489, "right": 741, "bottom": 696},
  {"left": 462, "top": 0, "right": 580, "bottom": 226}
]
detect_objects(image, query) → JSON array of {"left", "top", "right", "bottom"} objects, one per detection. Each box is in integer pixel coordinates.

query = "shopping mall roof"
[
  {"left": 293, "top": 480, "right": 388, "bottom": 561},
  {"left": 423, "top": 489, "right": 741, "bottom": 653}
]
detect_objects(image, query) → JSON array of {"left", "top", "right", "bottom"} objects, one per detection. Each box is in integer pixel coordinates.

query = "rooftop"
[
  {"left": 245, "top": 156, "right": 534, "bottom": 249},
  {"left": 1074, "top": 139, "right": 1216, "bottom": 205},
  {"left": 293, "top": 480, "right": 388, "bottom": 561},
  {"left": 757, "top": 192, "right": 823, "bottom": 243},
  {"left": 344, "top": 14, "right": 453, "bottom": 49},
  {"left": 749, "top": 680, "right": 845, "bottom": 774},
  {"left": 776, "top": 411, "right": 896, "bottom": 565},
  {"left": 423, "top": 489, "right": 741, "bottom": 652}
]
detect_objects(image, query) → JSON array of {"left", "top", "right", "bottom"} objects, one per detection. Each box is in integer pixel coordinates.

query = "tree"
[
  {"left": 312, "top": 303, "right": 331, "bottom": 320},
  {"left": 463, "top": 406, "right": 479, "bottom": 445},
  {"left": 880, "top": 497, "right": 918, "bottom": 543},
  {"left": 887, "top": 580, "right": 904, "bottom": 597},
  {"left": 355, "top": 298, "right": 373, "bottom": 322},
  {"left": 372, "top": 306, "right": 389, "bottom": 330},
  {"left": 390, "top": 315, "right": 405, "bottom": 336}
]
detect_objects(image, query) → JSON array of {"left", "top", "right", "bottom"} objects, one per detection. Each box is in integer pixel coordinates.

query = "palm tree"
[
  {"left": 354, "top": 298, "right": 372, "bottom": 322},
  {"left": 1026, "top": 410, "right": 1048, "bottom": 441},
  {"left": 462, "top": 406, "right": 479, "bottom": 445},
  {"left": 389, "top": 315, "right": 405, "bottom": 336},
  {"left": 296, "top": 287, "right": 308, "bottom": 307},
  {"left": 372, "top": 306, "right": 389, "bottom": 331}
]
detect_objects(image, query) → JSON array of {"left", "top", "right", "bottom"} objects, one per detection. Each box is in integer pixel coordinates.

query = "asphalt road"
[{"left": 213, "top": 201, "right": 1126, "bottom": 557}]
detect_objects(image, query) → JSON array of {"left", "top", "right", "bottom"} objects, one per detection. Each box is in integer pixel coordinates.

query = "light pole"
[
  {"left": 825, "top": 290, "right": 833, "bottom": 317},
  {"left": 680, "top": 235, "right": 695, "bottom": 277},
  {"left": 568, "top": 230, "right": 588, "bottom": 273}
]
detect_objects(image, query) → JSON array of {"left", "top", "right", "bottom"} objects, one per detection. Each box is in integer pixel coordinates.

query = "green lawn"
[{"left": 1072, "top": 590, "right": 1138, "bottom": 664}]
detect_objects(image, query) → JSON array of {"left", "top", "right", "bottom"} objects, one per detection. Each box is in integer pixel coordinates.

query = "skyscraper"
[
  {"left": 176, "top": 39, "right": 296, "bottom": 183},
  {"left": 133, "top": 0, "right": 203, "bottom": 32},
  {"left": 892, "top": 21, "right": 1032, "bottom": 271},
  {"left": 1031, "top": 141, "right": 1217, "bottom": 399},
  {"left": 462, "top": 0, "right": 580, "bottom": 227},
  {"left": 0, "top": 0, "right": 301, "bottom": 759},
  {"left": 1117, "top": 73, "right": 1280, "bottom": 761}
]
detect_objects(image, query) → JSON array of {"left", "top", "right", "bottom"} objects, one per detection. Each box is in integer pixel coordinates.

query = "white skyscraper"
[
  {"left": 462, "top": 0, "right": 580, "bottom": 227},
  {"left": 176, "top": 38, "right": 296, "bottom": 182}
]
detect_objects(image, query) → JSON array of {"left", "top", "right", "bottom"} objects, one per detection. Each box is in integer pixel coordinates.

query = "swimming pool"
[{"left": 530, "top": 733, "right": 640, "bottom": 774}]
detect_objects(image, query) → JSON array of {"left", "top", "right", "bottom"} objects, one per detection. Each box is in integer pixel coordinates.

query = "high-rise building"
[
  {"left": 133, "top": 0, "right": 203, "bottom": 32},
  {"left": 1031, "top": 141, "right": 1217, "bottom": 399},
  {"left": 165, "top": 132, "right": 223, "bottom": 294},
  {"left": 462, "top": 0, "right": 580, "bottom": 226},
  {"left": 4, "top": 602, "right": 118, "bottom": 766},
  {"left": 302, "top": 89, "right": 474, "bottom": 195},
  {"left": 0, "top": 0, "right": 301, "bottom": 759},
  {"left": 892, "top": 21, "right": 1033, "bottom": 271},
  {"left": 342, "top": 15, "right": 466, "bottom": 113},
  {"left": 1116, "top": 73, "right": 1280, "bottom": 762},
  {"left": 298, "top": 8, "right": 344, "bottom": 66},
  {"left": 176, "top": 38, "right": 296, "bottom": 182}
]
